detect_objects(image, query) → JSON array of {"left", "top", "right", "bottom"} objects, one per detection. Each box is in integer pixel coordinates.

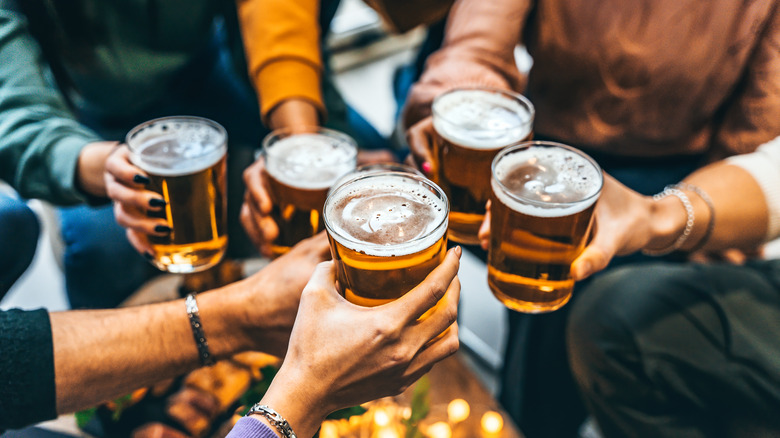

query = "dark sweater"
[{"left": 0, "top": 308, "right": 56, "bottom": 430}]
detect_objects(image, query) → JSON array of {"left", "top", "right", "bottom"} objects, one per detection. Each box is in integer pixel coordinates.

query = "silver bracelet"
[
  {"left": 642, "top": 187, "right": 695, "bottom": 256},
  {"left": 246, "top": 404, "right": 298, "bottom": 438},
  {"left": 185, "top": 293, "right": 215, "bottom": 367},
  {"left": 673, "top": 182, "right": 715, "bottom": 252}
]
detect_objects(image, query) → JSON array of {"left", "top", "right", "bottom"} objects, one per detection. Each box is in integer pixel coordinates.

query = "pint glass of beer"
[
  {"left": 263, "top": 127, "right": 357, "bottom": 257},
  {"left": 323, "top": 171, "right": 449, "bottom": 306},
  {"left": 126, "top": 116, "right": 228, "bottom": 273},
  {"left": 488, "top": 141, "right": 602, "bottom": 313},
  {"left": 432, "top": 88, "right": 534, "bottom": 245}
]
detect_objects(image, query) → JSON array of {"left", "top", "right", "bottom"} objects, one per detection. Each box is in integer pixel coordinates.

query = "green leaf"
[
  {"left": 75, "top": 408, "right": 97, "bottom": 429},
  {"left": 238, "top": 365, "right": 280, "bottom": 415},
  {"left": 402, "top": 376, "right": 431, "bottom": 438},
  {"left": 111, "top": 393, "right": 135, "bottom": 421},
  {"left": 326, "top": 405, "right": 368, "bottom": 420}
]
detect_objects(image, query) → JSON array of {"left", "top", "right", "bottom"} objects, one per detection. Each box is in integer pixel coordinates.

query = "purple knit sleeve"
[{"left": 226, "top": 416, "right": 281, "bottom": 438}]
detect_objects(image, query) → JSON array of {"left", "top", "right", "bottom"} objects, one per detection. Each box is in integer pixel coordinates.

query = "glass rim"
[
  {"left": 323, "top": 170, "right": 450, "bottom": 254},
  {"left": 491, "top": 140, "right": 604, "bottom": 208},
  {"left": 125, "top": 116, "right": 227, "bottom": 156},
  {"left": 328, "top": 163, "right": 424, "bottom": 198},
  {"left": 432, "top": 87, "right": 536, "bottom": 133},
  {"left": 261, "top": 126, "right": 358, "bottom": 164}
]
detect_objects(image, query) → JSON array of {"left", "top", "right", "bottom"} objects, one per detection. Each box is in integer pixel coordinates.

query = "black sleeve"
[{"left": 0, "top": 308, "right": 56, "bottom": 430}]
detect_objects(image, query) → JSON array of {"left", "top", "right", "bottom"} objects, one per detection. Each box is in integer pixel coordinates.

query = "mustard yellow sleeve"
[{"left": 236, "top": 0, "right": 325, "bottom": 124}]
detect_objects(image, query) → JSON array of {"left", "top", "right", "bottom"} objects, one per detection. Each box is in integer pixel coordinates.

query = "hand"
[
  {"left": 240, "top": 157, "right": 278, "bottom": 257},
  {"left": 235, "top": 232, "right": 331, "bottom": 357},
  {"left": 76, "top": 141, "right": 118, "bottom": 198},
  {"left": 570, "top": 175, "right": 657, "bottom": 280},
  {"left": 259, "top": 246, "right": 462, "bottom": 438},
  {"left": 104, "top": 145, "right": 170, "bottom": 256},
  {"left": 478, "top": 200, "right": 492, "bottom": 251},
  {"left": 405, "top": 116, "right": 436, "bottom": 177}
]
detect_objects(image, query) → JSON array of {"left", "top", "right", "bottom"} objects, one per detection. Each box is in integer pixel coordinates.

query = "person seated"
[
  {"left": 0, "top": 194, "right": 39, "bottom": 298},
  {"left": 1, "top": 233, "right": 462, "bottom": 437},
  {"left": 476, "top": 137, "right": 780, "bottom": 437}
]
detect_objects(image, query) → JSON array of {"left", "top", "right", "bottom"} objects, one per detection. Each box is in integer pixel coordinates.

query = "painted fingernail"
[
  {"left": 421, "top": 161, "right": 433, "bottom": 174},
  {"left": 154, "top": 225, "right": 172, "bottom": 233},
  {"left": 143, "top": 252, "right": 154, "bottom": 260},
  {"left": 149, "top": 198, "right": 166, "bottom": 208},
  {"left": 133, "top": 174, "right": 150, "bottom": 185}
]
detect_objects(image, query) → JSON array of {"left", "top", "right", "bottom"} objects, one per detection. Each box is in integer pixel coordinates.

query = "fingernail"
[
  {"left": 143, "top": 252, "right": 154, "bottom": 260},
  {"left": 454, "top": 245, "right": 462, "bottom": 257},
  {"left": 154, "top": 225, "right": 172, "bottom": 233},
  {"left": 149, "top": 198, "right": 166, "bottom": 208},
  {"left": 421, "top": 161, "right": 433, "bottom": 174},
  {"left": 133, "top": 174, "right": 150, "bottom": 185}
]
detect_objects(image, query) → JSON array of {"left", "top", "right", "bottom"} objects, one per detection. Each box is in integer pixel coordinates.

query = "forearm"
[
  {"left": 51, "top": 284, "right": 255, "bottom": 414},
  {"left": 267, "top": 99, "right": 320, "bottom": 131}
]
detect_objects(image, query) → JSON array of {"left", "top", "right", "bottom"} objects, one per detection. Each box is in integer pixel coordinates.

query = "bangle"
[
  {"left": 642, "top": 187, "right": 695, "bottom": 256},
  {"left": 246, "top": 404, "right": 298, "bottom": 438},
  {"left": 185, "top": 293, "right": 215, "bottom": 367},
  {"left": 673, "top": 183, "right": 715, "bottom": 253}
]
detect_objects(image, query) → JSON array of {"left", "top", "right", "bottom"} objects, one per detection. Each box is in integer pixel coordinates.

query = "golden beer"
[
  {"left": 432, "top": 88, "right": 534, "bottom": 245},
  {"left": 127, "top": 117, "right": 228, "bottom": 273},
  {"left": 488, "top": 141, "right": 602, "bottom": 313},
  {"left": 323, "top": 171, "right": 449, "bottom": 306},
  {"left": 263, "top": 128, "right": 357, "bottom": 257}
]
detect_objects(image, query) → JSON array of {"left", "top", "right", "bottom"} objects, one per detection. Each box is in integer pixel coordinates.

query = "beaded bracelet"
[
  {"left": 673, "top": 182, "right": 716, "bottom": 253},
  {"left": 642, "top": 187, "right": 695, "bottom": 256},
  {"left": 185, "top": 293, "right": 216, "bottom": 367}
]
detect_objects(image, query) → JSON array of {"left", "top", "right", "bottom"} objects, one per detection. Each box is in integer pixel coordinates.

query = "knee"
[{"left": 0, "top": 197, "right": 40, "bottom": 286}]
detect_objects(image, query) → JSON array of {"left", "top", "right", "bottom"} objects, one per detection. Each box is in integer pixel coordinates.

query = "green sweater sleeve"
[{"left": 0, "top": 3, "right": 102, "bottom": 205}]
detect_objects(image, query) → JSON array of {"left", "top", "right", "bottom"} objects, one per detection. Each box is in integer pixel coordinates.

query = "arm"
[
  {"left": 570, "top": 140, "right": 780, "bottom": 279},
  {"left": 403, "top": 0, "right": 532, "bottom": 127},
  {"left": 51, "top": 233, "right": 329, "bottom": 416},
  {"left": 0, "top": 4, "right": 108, "bottom": 203},
  {"left": 235, "top": 0, "right": 323, "bottom": 130}
]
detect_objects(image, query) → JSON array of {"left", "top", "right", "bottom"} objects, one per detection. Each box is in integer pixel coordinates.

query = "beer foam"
[
  {"left": 129, "top": 121, "right": 226, "bottom": 176},
  {"left": 325, "top": 175, "right": 448, "bottom": 257},
  {"left": 493, "top": 146, "right": 601, "bottom": 217},
  {"left": 265, "top": 134, "right": 356, "bottom": 190},
  {"left": 433, "top": 89, "right": 533, "bottom": 149}
]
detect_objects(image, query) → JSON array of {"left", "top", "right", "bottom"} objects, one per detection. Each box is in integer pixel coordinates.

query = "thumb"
[{"left": 571, "top": 243, "right": 613, "bottom": 281}]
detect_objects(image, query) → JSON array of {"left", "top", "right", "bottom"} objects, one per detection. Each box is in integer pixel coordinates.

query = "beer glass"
[
  {"left": 126, "top": 116, "right": 228, "bottom": 273},
  {"left": 432, "top": 87, "right": 534, "bottom": 245},
  {"left": 263, "top": 127, "right": 358, "bottom": 257},
  {"left": 323, "top": 171, "right": 449, "bottom": 306},
  {"left": 488, "top": 141, "right": 603, "bottom": 313}
]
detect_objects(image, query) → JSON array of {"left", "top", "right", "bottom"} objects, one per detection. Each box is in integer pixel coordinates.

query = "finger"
[
  {"left": 301, "top": 261, "right": 337, "bottom": 296},
  {"left": 240, "top": 202, "right": 266, "bottom": 253},
  {"left": 105, "top": 176, "right": 166, "bottom": 212},
  {"left": 113, "top": 202, "right": 170, "bottom": 236},
  {"left": 126, "top": 229, "right": 154, "bottom": 257},
  {"left": 243, "top": 158, "right": 273, "bottom": 214},
  {"left": 393, "top": 246, "right": 461, "bottom": 322},
  {"left": 293, "top": 231, "right": 331, "bottom": 261},
  {"left": 405, "top": 117, "right": 436, "bottom": 176},
  {"left": 402, "top": 322, "right": 460, "bottom": 382},
  {"left": 571, "top": 235, "right": 615, "bottom": 281},
  {"left": 411, "top": 274, "right": 461, "bottom": 344},
  {"left": 478, "top": 200, "right": 492, "bottom": 250},
  {"left": 106, "top": 146, "right": 149, "bottom": 187}
]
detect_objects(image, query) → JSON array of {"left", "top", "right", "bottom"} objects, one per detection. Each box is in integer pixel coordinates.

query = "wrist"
[
  {"left": 77, "top": 141, "right": 118, "bottom": 198},
  {"left": 195, "top": 284, "right": 257, "bottom": 358},
  {"left": 258, "top": 366, "right": 329, "bottom": 438},
  {"left": 646, "top": 195, "right": 688, "bottom": 251},
  {"left": 268, "top": 99, "right": 320, "bottom": 131}
]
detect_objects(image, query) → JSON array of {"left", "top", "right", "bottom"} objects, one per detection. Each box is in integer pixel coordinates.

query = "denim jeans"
[{"left": 0, "top": 195, "right": 40, "bottom": 299}]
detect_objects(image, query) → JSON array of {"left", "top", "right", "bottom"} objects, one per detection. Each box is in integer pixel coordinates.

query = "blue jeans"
[{"left": 0, "top": 195, "right": 40, "bottom": 299}]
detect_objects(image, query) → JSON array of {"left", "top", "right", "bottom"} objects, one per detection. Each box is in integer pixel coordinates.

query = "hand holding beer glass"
[
  {"left": 108, "top": 116, "right": 228, "bottom": 273},
  {"left": 487, "top": 141, "right": 602, "bottom": 313},
  {"left": 323, "top": 170, "right": 451, "bottom": 307},
  {"left": 261, "top": 127, "right": 358, "bottom": 257},
  {"left": 410, "top": 87, "right": 534, "bottom": 245}
]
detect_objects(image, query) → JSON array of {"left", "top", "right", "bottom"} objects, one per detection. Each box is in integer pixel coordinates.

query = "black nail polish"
[
  {"left": 149, "top": 198, "right": 166, "bottom": 208},
  {"left": 154, "top": 225, "right": 172, "bottom": 233},
  {"left": 133, "top": 174, "right": 150, "bottom": 185},
  {"left": 143, "top": 252, "right": 154, "bottom": 260}
]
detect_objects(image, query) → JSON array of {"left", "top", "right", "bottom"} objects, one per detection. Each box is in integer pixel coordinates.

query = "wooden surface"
[{"left": 401, "top": 352, "right": 523, "bottom": 438}]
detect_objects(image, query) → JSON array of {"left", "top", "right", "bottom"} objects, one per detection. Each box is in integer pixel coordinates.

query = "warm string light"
[
  {"left": 447, "top": 399, "right": 470, "bottom": 423},
  {"left": 427, "top": 421, "right": 452, "bottom": 438},
  {"left": 481, "top": 411, "right": 504, "bottom": 435}
]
